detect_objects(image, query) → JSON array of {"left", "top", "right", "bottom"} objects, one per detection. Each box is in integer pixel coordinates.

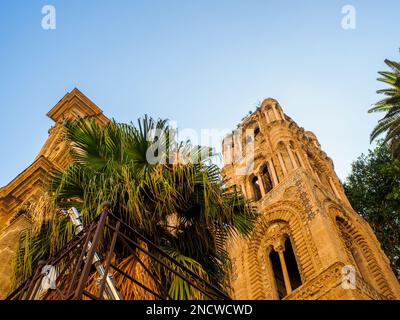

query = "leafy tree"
[
  {"left": 344, "top": 142, "right": 400, "bottom": 279},
  {"left": 369, "top": 50, "right": 400, "bottom": 159},
  {"left": 13, "top": 116, "right": 256, "bottom": 299}
]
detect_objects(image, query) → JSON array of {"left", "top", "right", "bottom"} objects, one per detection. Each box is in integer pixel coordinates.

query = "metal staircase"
[{"left": 7, "top": 206, "right": 229, "bottom": 300}]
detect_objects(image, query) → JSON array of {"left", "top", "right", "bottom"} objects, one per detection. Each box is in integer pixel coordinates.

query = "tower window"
[
  {"left": 268, "top": 236, "right": 302, "bottom": 299},
  {"left": 251, "top": 176, "right": 262, "bottom": 201},
  {"left": 261, "top": 165, "right": 273, "bottom": 193},
  {"left": 283, "top": 237, "right": 302, "bottom": 290}
]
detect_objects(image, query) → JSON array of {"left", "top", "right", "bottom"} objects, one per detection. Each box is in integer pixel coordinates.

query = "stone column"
[
  {"left": 313, "top": 170, "right": 322, "bottom": 184},
  {"left": 277, "top": 152, "right": 288, "bottom": 176},
  {"left": 295, "top": 151, "right": 306, "bottom": 168},
  {"left": 286, "top": 144, "right": 299, "bottom": 169},
  {"left": 264, "top": 111, "right": 271, "bottom": 124},
  {"left": 329, "top": 177, "right": 341, "bottom": 200},
  {"left": 305, "top": 155, "right": 321, "bottom": 183},
  {"left": 268, "top": 161, "right": 279, "bottom": 186},
  {"left": 279, "top": 108, "right": 285, "bottom": 121},
  {"left": 257, "top": 174, "right": 266, "bottom": 196},
  {"left": 240, "top": 181, "right": 248, "bottom": 199},
  {"left": 272, "top": 105, "right": 280, "bottom": 121},
  {"left": 276, "top": 246, "right": 292, "bottom": 295}
]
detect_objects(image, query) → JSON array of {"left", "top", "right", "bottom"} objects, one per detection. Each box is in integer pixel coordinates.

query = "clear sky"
[{"left": 0, "top": 0, "right": 399, "bottom": 187}]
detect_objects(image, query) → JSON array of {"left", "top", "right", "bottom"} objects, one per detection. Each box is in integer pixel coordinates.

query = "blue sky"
[{"left": 0, "top": 0, "right": 399, "bottom": 186}]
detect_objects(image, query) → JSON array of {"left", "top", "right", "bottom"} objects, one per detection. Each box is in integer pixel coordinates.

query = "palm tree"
[
  {"left": 369, "top": 51, "right": 400, "bottom": 159},
  {"left": 12, "top": 116, "right": 256, "bottom": 299}
]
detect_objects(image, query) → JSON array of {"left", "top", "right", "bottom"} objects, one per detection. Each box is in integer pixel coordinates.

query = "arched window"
[
  {"left": 288, "top": 141, "right": 302, "bottom": 168},
  {"left": 278, "top": 142, "right": 293, "bottom": 172},
  {"left": 261, "top": 164, "right": 273, "bottom": 193},
  {"left": 294, "top": 152, "right": 302, "bottom": 168},
  {"left": 254, "top": 126, "right": 260, "bottom": 137},
  {"left": 267, "top": 229, "right": 302, "bottom": 299},
  {"left": 266, "top": 107, "right": 276, "bottom": 122},
  {"left": 307, "top": 152, "right": 331, "bottom": 190},
  {"left": 336, "top": 217, "right": 374, "bottom": 287},
  {"left": 269, "top": 249, "right": 286, "bottom": 299},
  {"left": 271, "top": 159, "right": 280, "bottom": 184},
  {"left": 251, "top": 175, "right": 262, "bottom": 201},
  {"left": 283, "top": 237, "right": 302, "bottom": 291}
]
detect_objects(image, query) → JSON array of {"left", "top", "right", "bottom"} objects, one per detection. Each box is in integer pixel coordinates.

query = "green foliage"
[
  {"left": 344, "top": 142, "right": 400, "bottom": 278},
  {"left": 369, "top": 50, "right": 400, "bottom": 159},
  {"left": 13, "top": 116, "right": 257, "bottom": 298},
  {"left": 162, "top": 248, "right": 208, "bottom": 300}
]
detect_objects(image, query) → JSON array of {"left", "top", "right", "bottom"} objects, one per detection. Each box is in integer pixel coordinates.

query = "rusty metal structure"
[{"left": 6, "top": 209, "right": 229, "bottom": 300}]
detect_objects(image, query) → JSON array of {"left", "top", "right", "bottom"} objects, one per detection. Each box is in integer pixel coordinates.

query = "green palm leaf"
[
  {"left": 369, "top": 49, "right": 400, "bottom": 160},
  {"left": 12, "top": 115, "right": 256, "bottom": 299}
]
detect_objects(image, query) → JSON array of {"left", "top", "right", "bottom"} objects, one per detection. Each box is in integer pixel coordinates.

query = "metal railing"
[{"left": 7, "top": 208, "right": 230, "bottom": 301}]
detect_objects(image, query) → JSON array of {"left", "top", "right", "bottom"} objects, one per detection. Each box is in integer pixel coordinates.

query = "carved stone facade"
[
  {"left": 222, "top": 98, "right": 400, "bottom": 300},
  {"left": 0, "top": 92, "right": 399, "bottom": 300}
]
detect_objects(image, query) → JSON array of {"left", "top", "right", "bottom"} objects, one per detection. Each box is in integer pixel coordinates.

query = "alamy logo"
[
  {"left": 341, "top": 5, "right": 356, "bottom": 30},
  {"left": 41, "top": 5, "right": 56, "bottom": 30},
  {"left": 341, "top": 265, "right": 356, "bottom": 289},
  {"left": 222, "top": 128, "right": 255, "bottom": 176}
]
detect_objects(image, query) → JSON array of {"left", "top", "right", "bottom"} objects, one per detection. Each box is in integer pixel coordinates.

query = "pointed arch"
[
  {"left": 327, "top": 205, "right": 397, "bottom": 299},
  {"left": 245, "top": 201, "right": 322, "bottom": 299},
  {"left": 249, "top": 174, "right": 262, "bottom": 201},
  {"left": 260, "top": 163, "right": 274, "bottom": 193}
]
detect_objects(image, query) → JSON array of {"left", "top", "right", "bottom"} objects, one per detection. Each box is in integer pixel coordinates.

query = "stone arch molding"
[
  {"left": 327, "top": 203, "right": 398, "bottom": 299},
  {"left": 246, "top": 200, "right": 322, "bottom": 299}
]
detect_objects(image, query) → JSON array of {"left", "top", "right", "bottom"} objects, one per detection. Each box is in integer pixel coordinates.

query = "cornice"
[
  {"left": 0, "top": 156, "right": 56, "bottom": 197},
  {"left": 1, "top": 89, "right": 110, "bottom": 221},
  {"left": 47, "top": 88, "right": 108, "bottom": 124}
]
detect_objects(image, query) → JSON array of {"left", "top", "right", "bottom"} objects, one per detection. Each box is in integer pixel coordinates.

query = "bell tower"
[{"left": 222, "top": 99, "right": 400, "bottom": 300}]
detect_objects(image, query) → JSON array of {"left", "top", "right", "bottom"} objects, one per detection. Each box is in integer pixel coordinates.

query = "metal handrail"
[{"left": 7, "top": 207, "right": 230, "bottom": 300}]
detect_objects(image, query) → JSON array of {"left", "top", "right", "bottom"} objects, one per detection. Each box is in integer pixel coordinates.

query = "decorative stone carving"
[{"left": 222, "top": 99, "right": 400, "bottom": 300}]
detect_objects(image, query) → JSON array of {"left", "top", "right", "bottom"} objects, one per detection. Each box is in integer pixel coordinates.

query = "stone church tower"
[
  {"left": 222, "top": 98, "right": 400, "bottom": 300},
  {"left": 1, "top": 91, "right": 399, "bottom": 300}
]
